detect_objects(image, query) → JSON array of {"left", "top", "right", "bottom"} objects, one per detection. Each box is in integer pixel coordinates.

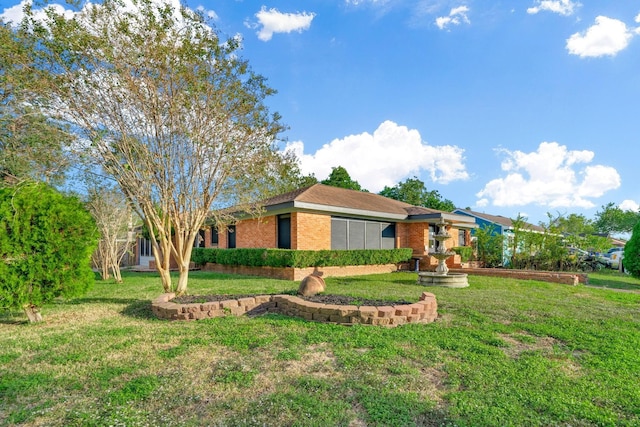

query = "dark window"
[
  {"left": 228, "top": 225, "right": 236, "bottom": 249},
  {"left": 139, "top": 238, "right": 153, "bottom": 257},
  {"left": 211, "top": 227, "right": 219, "bottom": 246},
  {"left": 277, "top": 215, "right": 291, "bottom": 249},
  {"left": 194, "top": 229, "right": 205, "bottom": 247}
]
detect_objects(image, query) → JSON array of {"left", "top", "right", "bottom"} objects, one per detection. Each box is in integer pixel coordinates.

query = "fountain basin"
[{"left": 417, "top": 272, "right": 469, "bottom": 288}]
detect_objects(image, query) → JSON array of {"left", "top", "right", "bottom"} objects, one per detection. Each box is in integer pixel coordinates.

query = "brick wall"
[
  {"left": 292, "top": 212, "right": 331, "bottom": 250},
  {"left": 236, "top": 217, "right": 276, "bottom": 248},
  {"left": 152, "top": 291, "right": 438, "bottom": 327},
  {"left": 447, "top": 268, "right": 587, "bottom": 285},
  {"left": 203, "top": 262, "right": 400, "bottom": 281}
]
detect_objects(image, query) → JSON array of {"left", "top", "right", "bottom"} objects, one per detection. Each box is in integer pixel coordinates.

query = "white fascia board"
[{"left": 293, "top": 201, "right": 408, "bottom": 221}]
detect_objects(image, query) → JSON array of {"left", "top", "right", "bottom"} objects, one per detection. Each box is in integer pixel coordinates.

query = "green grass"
[{"left": 1, "top": 270, "right": 639, "bottom": 426}]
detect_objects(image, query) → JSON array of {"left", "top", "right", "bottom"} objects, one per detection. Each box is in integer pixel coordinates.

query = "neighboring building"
[
  {"left": 193, "top": 184, "right": 477, "bottom": 270},
  {"left": 452, "top": 208, "right": 546, "bottom": 266}
]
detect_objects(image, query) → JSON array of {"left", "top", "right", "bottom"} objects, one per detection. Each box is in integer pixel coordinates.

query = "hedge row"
[{"left": 191, "top": 248, "right": 414, "bottom": 268}]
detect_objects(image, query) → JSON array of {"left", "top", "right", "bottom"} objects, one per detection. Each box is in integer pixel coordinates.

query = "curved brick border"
[{"left": 152, "top": 292, "right": 438, "bottom": 327}]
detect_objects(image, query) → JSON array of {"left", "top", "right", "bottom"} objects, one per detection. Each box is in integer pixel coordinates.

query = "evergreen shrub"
[{"left": 191, "top": 248, "right": 413, "bottom": 268}]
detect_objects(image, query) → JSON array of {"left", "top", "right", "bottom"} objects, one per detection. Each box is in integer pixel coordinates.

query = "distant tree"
[
  {"left": 0, "top": 182, "right": 98, "bottom": 322},
  {"left": 594, "top": 203, "right": 640, "bottom": 236},
  {"left": 473, "top": 224, "right": 503, "bottom": 268},
  {"left": 379, "top": 177, "right": 455, "bottom": 211},
  {"left": 321, "top": 166, "right": 363, "bottom": 191},
  {"left": 18, "top": 0, "right": 288, "bottom": 294},
  {"left": 86, "top": 183, "right": 135, "bottom": 283},
  {"left": 623, "top": 222, "right": 640, "bottom": 278},
  {"left": 550, "top": 213, "right": 595, "bottom": 235}
]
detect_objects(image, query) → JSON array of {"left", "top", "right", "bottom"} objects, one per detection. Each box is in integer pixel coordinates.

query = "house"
[
  {"left": 195, "top": 184, "right": 477, "bottom": 270},
  {"left": 452, "top": 208, "right": 546, "bottom": 266}
]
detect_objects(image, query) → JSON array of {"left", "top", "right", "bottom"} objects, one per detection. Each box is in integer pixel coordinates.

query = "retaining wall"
[
  {"left": 152, "top": 291, "right": 438, "bottom": 327},
  {"left": 447, "top": 268, "right": 587, "bottom": 285},
  {"left": 202, "top": 263, "right": 400, "bottom": 281}
]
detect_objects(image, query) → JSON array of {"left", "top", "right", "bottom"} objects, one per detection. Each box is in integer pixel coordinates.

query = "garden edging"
[{"left": 152, "top": 291, "right": 438, "bottom": 327}]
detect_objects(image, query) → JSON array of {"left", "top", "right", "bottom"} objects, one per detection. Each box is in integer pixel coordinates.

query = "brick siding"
[{"left": 292, "top": 212, "right": 331, "bottom": 250}]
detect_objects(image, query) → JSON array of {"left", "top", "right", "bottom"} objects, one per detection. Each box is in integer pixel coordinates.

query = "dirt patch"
[
  {"left": 499, "top": 333, "right": 558, "bottom": 358},
  {"left": 173, "top": 294, "right": 413, "bottom": 307}
]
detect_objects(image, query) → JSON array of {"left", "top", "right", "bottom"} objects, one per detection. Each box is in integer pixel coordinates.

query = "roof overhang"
[{"left": 406, "top": 212, "right": 478, "bottom": 228}]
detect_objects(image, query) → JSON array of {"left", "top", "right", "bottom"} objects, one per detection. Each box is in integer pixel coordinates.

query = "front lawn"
[{"left": 1, "top": 271, "right": 639, "bottom": 426}]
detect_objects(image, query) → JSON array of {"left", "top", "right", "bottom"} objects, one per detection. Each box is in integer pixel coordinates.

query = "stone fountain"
[{"left": 417, "top": 218, "right": 469, "bottom": 288}]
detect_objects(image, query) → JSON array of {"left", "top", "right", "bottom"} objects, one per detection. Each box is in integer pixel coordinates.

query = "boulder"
[{"left": 298, "top": 274, "right": 326, "bottom": 297}]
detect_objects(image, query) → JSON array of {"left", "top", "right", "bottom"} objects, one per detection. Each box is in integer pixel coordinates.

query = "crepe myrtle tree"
[
  {"left": 86, "top": 182, "right": 135, "bottom": 283},
  {"left": 20, "top": 0, "right": 289, "bottom": 294}
]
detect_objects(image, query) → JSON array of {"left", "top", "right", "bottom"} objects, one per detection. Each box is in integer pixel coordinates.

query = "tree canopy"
[
  {"left": 593, "top": 203, "right": 639, "bottom": 236},
  {"left": 16, "top": 0, "right": 291, "bottom": 294},
  {"left": 379, "top": 177, "right": 455, "bottom": 211},
  {"left": 320, "top": 166, "right": 364, "bottom": 191},
  {"left": 0, "top": 22, "right": 70, "bottom": 184}
]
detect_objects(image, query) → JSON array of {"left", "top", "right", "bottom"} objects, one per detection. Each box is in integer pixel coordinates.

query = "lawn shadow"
[
  {"left": 586, "top": 274, "right": 640, "bottom": 292},
  {"left": 121, "top": 300, "right": 156, "bottom": 319},
  {"left": 65, "top": 297, "right": 156, "bottom": 320},
  {"left": 0, "top": 310, "right": 29, "bottom": 325}
]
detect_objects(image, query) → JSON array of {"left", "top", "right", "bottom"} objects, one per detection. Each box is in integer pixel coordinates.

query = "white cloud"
[
  {"left": 527, "top": 0, "right": 580, "bottom": 16},
  {"left": 619, "top": 200, "right": 640, "bottom": 212},
  {"left": 285, "top": 120, "right": 469, "bottom": 192},
  {"left": 196, "top": 5, "right": 218, "bottom": 20},
  {"left": 435, "top": 5, "right": 470, "bottom": 30},
  {"left": 566, "top": 16, "right": 634, "bottom": 58},
  {"left": 476, "top": 142, "right": 620, "bottom": 209},
  {"left": 1, "top": 0, "right": 76, "bottom": 25},
  {"left": 252, "top": 7, "right": 315, "bottom": 42},
  {"left": 1, "top": 0, "right": 191, "bottom": 28},
  {"left": 345, "top": 0, "right": 389, "bottom": 5}
]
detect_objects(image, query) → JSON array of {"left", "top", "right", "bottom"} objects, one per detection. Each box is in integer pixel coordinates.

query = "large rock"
[{"left": 298, "top": 273, "right": 326, "bottom": 297}]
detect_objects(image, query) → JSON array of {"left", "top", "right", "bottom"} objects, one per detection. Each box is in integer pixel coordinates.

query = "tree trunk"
[
  {"left": 176, "top": 266, "right": 189, "bottom": 295},
  {"left": 24, "top": 305, "right": 43, "bottom": 323}
]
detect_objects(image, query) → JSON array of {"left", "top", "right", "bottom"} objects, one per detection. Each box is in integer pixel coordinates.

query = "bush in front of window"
[{"left": 191, "top": 248, "right": 413, "bottom": 268}]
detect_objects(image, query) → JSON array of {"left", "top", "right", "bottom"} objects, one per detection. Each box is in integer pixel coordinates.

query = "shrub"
[
  {"left": 624, "top": 222, "right": 640, "bottom": 278},
  {"left": 0, "top": 182, "right": 98, "bottom": 322},
  {"left": 452, "top": 246, "right": 473, "bottom": 262},
  {"left": 191, "top": 248, "right": 413, "bottom": 268}
]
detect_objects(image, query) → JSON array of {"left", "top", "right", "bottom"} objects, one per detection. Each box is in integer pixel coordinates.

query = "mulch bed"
[{"left": 172, "top": 294, "right": 413, "bottom": 307}]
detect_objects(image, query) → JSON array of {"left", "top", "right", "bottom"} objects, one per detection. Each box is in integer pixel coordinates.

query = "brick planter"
[{"left": 152, "top": 292, "right": 438, "bottom": 327}]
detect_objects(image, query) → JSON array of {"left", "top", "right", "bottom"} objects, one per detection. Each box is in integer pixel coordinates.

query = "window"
[
  {"left": 458, "top": 229, "right": 466, "bottom": 246},
  {"left": 428, "top": 225, "right": 436, "bottom": 252},
  {"left": 139, "top": 237, "right": 153, "bottom": 257},
  {"left": 228, "top": 225, "right": 236, "bottom": 249},
  {"left": 194, "top": 229, "right": 205, "bottom": 247},
  {"left": 277, "top": 215, "right": 291, "bottom": 249},
  {"left": 211, "top": 227, "right": 219, "bottom": 246},
  {"left": 331, "top": 218, "right": 395, "bottom": 250}
]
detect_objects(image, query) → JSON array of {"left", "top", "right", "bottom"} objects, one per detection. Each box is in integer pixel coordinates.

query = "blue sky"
[{"left": 3, "top": 0, "right": 640, "bottom": 226}]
